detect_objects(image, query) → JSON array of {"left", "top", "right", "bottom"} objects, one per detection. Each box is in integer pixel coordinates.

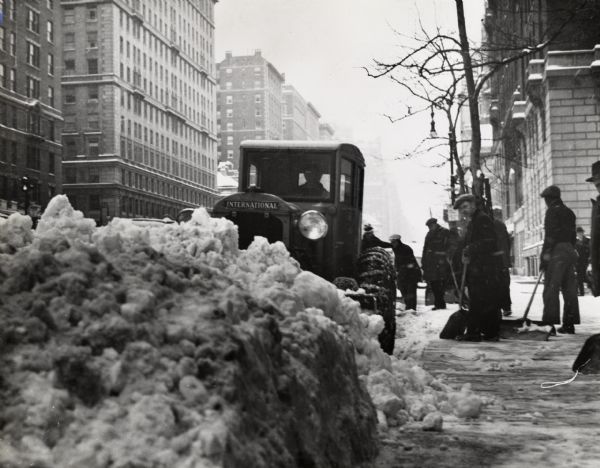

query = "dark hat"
[
  {"left": 577, "top": 226, "right": 585, "bottom": 233},
  {"left": 453, "top": 193, "right": 476, "bottom": 209},
  {"left": 363, "top": 223, "right": 373, "bottom": 232},
  {"left": 540, "top": 185, "right": 561, "bottom": 198},
  {"left": 586, "top": 161, "right": 600, "bottom": 182},
  {"left": 425, "top": 217, "right": 438, "bottom": 227}
]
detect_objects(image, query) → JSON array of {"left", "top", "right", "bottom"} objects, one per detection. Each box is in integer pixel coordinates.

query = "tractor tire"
[{"left": 357, "top": 247, "right": 397, "bottom": 355}]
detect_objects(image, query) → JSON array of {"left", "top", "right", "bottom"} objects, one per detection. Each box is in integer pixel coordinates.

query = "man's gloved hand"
[{"left": 540, "top": 252, "right": 551, "bottom": 271}]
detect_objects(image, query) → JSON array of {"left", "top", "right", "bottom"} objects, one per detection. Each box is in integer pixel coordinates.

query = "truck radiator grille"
[{"left": 231, "top": 213, "right": 284, "bottom": 249}]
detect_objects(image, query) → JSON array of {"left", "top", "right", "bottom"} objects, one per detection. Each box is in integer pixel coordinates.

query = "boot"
[{"left": 557, "top": 324, "right": 575, "bottom": 334}]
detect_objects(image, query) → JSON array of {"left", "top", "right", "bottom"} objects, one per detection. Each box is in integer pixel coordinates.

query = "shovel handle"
[{"left": 522, "top": 270, "right": 544, "bottom": 320}]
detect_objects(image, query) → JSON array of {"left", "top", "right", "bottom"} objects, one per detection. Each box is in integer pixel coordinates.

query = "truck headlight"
[{"left": 298, "top": 210, "right": 328, "bottom": 240}]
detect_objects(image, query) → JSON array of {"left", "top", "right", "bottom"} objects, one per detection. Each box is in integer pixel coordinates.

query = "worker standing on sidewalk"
[
  {"left": 586, "top": 161, "right": 600, "bottom": 297},
  {"left": 539, "top": 185, "right": 580, "bottom": 334}
]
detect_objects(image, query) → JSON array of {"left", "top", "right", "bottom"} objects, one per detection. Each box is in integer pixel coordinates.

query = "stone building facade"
[
  {"left": 60, "top": 0, "right": 218, "bottom": 224},
  {"left": 485, "top": 0, "right": 600, "bottom": 274},
  {"left": 0, "top": 0, "right": 63, "bottom": 215},
  {"left": 216, "top": 50, "right": 284, "bottom": 170}
]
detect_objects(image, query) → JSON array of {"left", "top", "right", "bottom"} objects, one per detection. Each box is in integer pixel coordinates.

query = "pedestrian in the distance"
[
  {"left": 539, "top": 185, "right": 580, "bottom": 334},
  {"left": 361, "top": 224, "right": 392, "bottom": 251},
  {"left": 492, "top": 207, "right": 513, "bottom": 316},
  {"left": 454, "top": 194, "right": 502, "bottom": 341},
  {"left": 422, "top": 218, "right": 451, "bottom": 310},
  {"left": 586, "top": 161, "right": 600, "bottom": 297},
  {"left": 575, "top": 227, "right": 591, "bottom": 296},
  {"left": 389, "top": 234, "right": 421, "bottom": 311}
]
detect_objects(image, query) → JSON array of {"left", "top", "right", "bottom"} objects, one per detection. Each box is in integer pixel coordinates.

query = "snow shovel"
[
  {"left": 439, "top": 263, "right": 468, "bottom": 339},
  {"left": 499, "top": 271, "right": 553, "bottom": 340}
]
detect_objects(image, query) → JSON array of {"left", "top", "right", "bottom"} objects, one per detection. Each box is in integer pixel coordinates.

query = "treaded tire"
[{"left": 357, "top": 247, "right": 397, "bottom": 354}]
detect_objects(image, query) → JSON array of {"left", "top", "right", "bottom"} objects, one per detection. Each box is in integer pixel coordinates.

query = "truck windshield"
[{"left": 243, "top": 150, "right": 334, "bottom": 201}]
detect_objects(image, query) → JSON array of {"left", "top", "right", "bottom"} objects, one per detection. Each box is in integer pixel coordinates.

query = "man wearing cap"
[
  {"left": 575, "top": 227, "right": 591, "bottom": 296},
  {"left": 422, "top": 218, "right": 452, "bottom": 310},
  {"left": 389, "top": 234, "right": 422, "bottom": 310},
  {"left": 454, "top": 194, "right": 502, "bottom": 341},
  {"left": 586, "top": 161, "right": 600, "bottom": 296},
  {"left": 361, "top": 224, "right": 392, "bottom": 251},
  {"left": 539, "top": 185, "right": 579, "bottom": 334}
]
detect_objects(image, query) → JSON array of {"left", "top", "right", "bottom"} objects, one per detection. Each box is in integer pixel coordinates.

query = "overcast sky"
[{"left": 214, "top": 0, "right": 485, "bottom": 241}]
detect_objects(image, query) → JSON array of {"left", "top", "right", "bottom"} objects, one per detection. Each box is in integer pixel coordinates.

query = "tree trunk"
[{"left": 455, "top": 0, "right": 482, "bottom": 196}]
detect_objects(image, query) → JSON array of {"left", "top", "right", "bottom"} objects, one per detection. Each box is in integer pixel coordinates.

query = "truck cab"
[{"left": 212, "top": 140, "right": 365, "bottom": 281}]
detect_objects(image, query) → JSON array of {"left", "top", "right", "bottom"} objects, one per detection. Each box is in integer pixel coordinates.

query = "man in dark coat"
[
  {"left": 389, "top": 234, "right": 421, "bottom": 310},
  {"left": 422, "top": 218, "right": 451, "bottom": 310},
  {"left": 540, "top": 185, "right": 579, "bottom": 334},
  {"left": 575, "top": 227, "right": 591, "bottom": 296},
  {"left": 361, "top": 224, "right": 391, "bottom": 251},
  {"left": 454, "top": 194, "right": 502, "bottom": 341},
  {"left": 492, "top": 207, "right": 512, "bottom": 316},
  {"left": 586, "top": 161, "right": 600, "bottom": 296}
]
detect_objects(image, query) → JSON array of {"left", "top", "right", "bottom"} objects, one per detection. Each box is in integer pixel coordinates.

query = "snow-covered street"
[{"left": 377, "top": 277, "right": 600, "bottom": 467}]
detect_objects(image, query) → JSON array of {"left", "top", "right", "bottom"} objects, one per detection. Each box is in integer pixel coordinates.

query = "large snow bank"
[{"left": 0, "top": 196, "right": 484, "bottom": 467}]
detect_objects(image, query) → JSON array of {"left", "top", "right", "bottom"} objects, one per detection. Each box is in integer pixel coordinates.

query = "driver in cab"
[{"left": 298, "top": 165, "right": 330, "bottom": 198}]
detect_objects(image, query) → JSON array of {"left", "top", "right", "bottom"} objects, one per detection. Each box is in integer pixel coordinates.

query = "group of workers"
[{"left": 360, "top": 159, "right": 600, "bottom": 341}]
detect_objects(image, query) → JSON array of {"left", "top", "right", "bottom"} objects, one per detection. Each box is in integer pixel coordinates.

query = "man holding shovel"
[
  {"left": 454, "top": 194, "right": 502, "bottom": 342},
  {"left": 539, "top": 185, "right": 580, "bottom": 334}
]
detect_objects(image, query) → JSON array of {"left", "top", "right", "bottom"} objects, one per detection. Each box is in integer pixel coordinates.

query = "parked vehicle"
[{"left": 212, "top": 140, "right": 397, "bottom": 353}]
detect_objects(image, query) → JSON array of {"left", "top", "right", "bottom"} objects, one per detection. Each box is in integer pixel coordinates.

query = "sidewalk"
[{"left": 384, "top": 276, "right": 600, "bottom": 467}]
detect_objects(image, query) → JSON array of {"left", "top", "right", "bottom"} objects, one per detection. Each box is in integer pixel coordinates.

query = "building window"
[
  {"left": 26, "top": 42, "right": 40, "bottom": 67},
  {"left": 64, "top": 8, "right": 75, "bottom": 24},
  {"left": 47, "top": 86, "right": 54, "bottom": 106},
  {"left": 89, "top": 194, "right": 100, "bottom": 210},
  {"left": 226, "top": 68, "right": 232, "bottom": 74},
  {"left": 8, "top": 32, "right": 15, "bottom": 56},
  {"left": 226, "top": 136, "right": 233, "bottom": 145},
  {"left": 88, "top": 137, "right": 100, "bottom": 156},
  {"left": 256, "top": 120, "right": 262, "bottom": 129},
  {"left": 64, "top": 59, "right": 75, "bottom": 73},
  {"left": 87, "top": 32, "right": 98, "bottom": 48},
  {"left": 88, "top": 59, "right": 98, "bottom": 74},
  {"left": 226, "top": 95, "right": 233, "bottom": 104},
  {"left": 27, "top": 9, "right": 40, "bottom": 33},
  {"left": 8, "top": 69, "right": 15, "bottom": 92},
  {"left": 0, "top": 27, "right": 5, "bottom": 52},
  {"left": 47, "top": 21, "right": 54, "bottom": 42},
  {"left": 89, "top": 168, "right": 99, "bottom": 183},
  {"left": 26, "top": 76, "right": 40, "bottom": 99},
  {"left": 227, "top": 150, "right": 233, "bottom": 160},
  {"left": 255, "top": 94, "right": 261, "bottom": 103},
  {"left": 65, "top": 141, "right": 77, "bottom": 159},
  {"left": 64, "top": 33, "right": 75, "bottom": 49},
  {"left": 226, "top": 109, "right": 233, "bottom": 118},
  {"left": 88, "top": 116, "right": 99, "bottom": 129},
  {"left": 87, "top": 6, "right": 97, "bottom": 21},
  {"left": 0, "top": 64, "right": 5, "bottom": 88},
  {"left": 48, "top": 152, "right": 55, "bottom": 174},
  {"left": 26, "top": 146, "right": 40, "bottom": 170},
  {"left": 64, "top": 91, "right": 76, "bottom": 104},
  {"left": 47, "top": 0, "right": 54, "bottom": 9},
  {"left": 226, "top": 122, "right": 233, "bottom": 130},
  {"left": 47, "top": 53, "right": 54, "bottom": 75},
  {"left": 88, "top": 86, "right": 99, "bottom": 100},
  {"left": 225, "top": 82, "right": 232, "bottom": 89},
  {"left": 255, "top": 109, "right": 261, "bottom": 117}
]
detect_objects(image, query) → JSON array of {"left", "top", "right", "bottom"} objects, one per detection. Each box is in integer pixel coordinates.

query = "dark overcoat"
[
  {"left": 464, "top": 209, "right": 499, "bottom": 279},
  {"left": 392, "top": 242, "right": 422, "bottom": 283},
  {"left": 422, "top": 225, "right": 451, "bottom": 281}
]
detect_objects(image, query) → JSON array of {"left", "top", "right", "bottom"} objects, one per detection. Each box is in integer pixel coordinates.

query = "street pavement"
[{"left": 380, "top": 276, "right": 600, "bottom": 468}]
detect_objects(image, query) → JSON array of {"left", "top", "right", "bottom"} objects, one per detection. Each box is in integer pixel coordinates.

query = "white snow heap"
[{"left": 0, "top": 195, "right": 487, "bottom": 467}]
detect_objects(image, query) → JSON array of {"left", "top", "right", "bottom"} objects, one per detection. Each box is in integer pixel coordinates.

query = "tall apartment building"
[
  {"left": 60, "top": 0, "right": 218, "bottom": 224},
  {"left": 0, "top": 0, "right": 63, "bottom": 215},
  {"left": 305, "top": 102, "right": 320, "bottom": 141},
  {"left": 485, "top": 0, "right": 600, "bottom": 274},
  {"left": 217, "top": 50, "right": 284, "bottom": 170},
  {"left": 282, "top": 84, "right": 308, "bottom": 140}
]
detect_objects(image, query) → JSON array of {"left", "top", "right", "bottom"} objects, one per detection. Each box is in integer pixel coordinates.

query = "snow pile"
[
  {"left": 0, "top": 197, "right": 379, "bottom": 468},
  {"left": 0, "top": 197, "right": 485, "bottom": 467}
]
